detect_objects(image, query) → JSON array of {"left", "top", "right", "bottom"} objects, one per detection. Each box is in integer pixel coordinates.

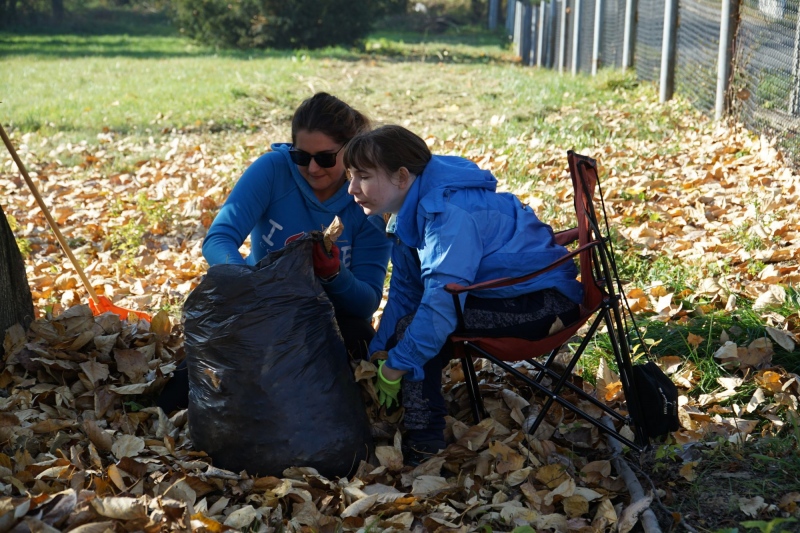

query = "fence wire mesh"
[
  {"left": 635, "top": 0, "right": 666, "bottom": 82},
  {"left": 599, "top": 0, "right": 626, "bottom": 69},
  {"left": 675, "top": 0, "right": 721, "bottom": 113},
  {"left": 553, "top": 0, "right": 575, "bottom": 71},
  {"left": 510, "top": 0, "right": 800, "bottom": 167},
  {"left": 577, "top": 0, "right": 598, "bottom": 73},
  {"left": 734, "top": 0, "right": 800, "bottom": 162}
]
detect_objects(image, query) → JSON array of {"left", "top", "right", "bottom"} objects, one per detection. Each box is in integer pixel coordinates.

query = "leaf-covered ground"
[{"left": 1, "top": 70, "right": 799, "bottom": 532}]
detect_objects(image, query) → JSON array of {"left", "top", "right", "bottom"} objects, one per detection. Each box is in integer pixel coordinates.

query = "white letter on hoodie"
[{"left": 261, "top": 219, "right": 284, "bottom": 247}]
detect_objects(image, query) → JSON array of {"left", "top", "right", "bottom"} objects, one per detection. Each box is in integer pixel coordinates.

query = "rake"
[{"left": 1, "top": 123, "right": 151, "bottom": 322}]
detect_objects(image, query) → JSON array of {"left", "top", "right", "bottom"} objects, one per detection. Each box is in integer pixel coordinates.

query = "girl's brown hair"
[
  {"left": 343, "top": 125, "right": 432, "bottom": 175},
  {"left": 291, "top": 92, "right": 370, "bottom": 145}
]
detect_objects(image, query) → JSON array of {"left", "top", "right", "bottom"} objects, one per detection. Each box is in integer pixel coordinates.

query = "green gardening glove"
[{"left": 376, "top": 360, "right": 402, "bottom": 409}]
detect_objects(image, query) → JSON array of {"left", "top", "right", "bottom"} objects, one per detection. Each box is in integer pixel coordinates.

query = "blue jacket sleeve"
[
  {"left": 321, "top": 217, "right": 392, "bottom": 320},
  {"left": 386, "top": 206, "right": 484, "bottom": 381},
  {"left": 369, "top": 242, "right": 424, "bottom": 353},
  {"left": 202, "top": 156, "right": 275, "bottom": 266}
]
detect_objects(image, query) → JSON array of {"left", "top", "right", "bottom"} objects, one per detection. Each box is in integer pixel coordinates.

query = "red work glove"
[{"left": 313, "top": 241, "right": 340, "bottom": 280}]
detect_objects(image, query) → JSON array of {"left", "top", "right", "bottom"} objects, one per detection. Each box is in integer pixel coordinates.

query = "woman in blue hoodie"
[
  {"left": 158, "top": 94, "right": 392, "bottom": 413},
  {"left": 202, "top": 93, "right": 391, "bottom": 340},
  {"left": 344, "top": 125, "right": 583, "bottom": 464}
]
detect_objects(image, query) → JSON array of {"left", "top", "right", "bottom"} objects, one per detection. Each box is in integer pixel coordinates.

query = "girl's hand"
[{"left": 376, "top": 360, "right": 403, "bottom": 408}]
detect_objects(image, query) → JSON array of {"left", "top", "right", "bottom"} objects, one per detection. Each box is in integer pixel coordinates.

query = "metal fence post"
[
  {"left": 572, "top": 0, "right": 582, "bottom": 74},
  {"left": 622, "top": 0, "right": 637, "bottom": 69},
  {"left": 659, "top": 0, "right": 679, "bottom": 101},
  {"left": 592, "top": 0, "right": 604, "bottom": 74},
  {"left": 715, "top": 0, "right": 740, "bottom": 119},
  {"left": 559, "top": 0, "right": 568, "bottom": 73},
  {"left": 530, "top": 3, "right": 539, "bottom": 65},
  {"left": 791, "top": 7, "right": 800, "bottom": 114},
  {"left": 537, "top": 1, "right": 546, "bottom": 66},
  {"left": 507, "top": 0, "right": 517, "bottom": 34},
  {"left": 548, "top": 0, "right": 558, "bottom": 68},
  {"left": 514, "top": 1, "right": 523, "bottom": 57},
  {"left": 489, "top": 0, "right": 500, "bottom": 30}
]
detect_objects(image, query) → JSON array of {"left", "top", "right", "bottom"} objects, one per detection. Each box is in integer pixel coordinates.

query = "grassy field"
[
  {"left": 2, "top": 10, "right": 799, "bottom": 531},
  {"left": 1, "top": 8, "right": 689, "bottom": 186}
]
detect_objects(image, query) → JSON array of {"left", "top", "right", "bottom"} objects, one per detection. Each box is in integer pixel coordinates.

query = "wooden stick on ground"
[{"left": 602, "top": 416, "right": 662, "bottom": 533}]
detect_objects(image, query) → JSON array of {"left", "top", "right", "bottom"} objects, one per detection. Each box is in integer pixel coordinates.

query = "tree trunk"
[
  {"left": 1, "top": 0, "right": 18, "bottom": 27},
  {"left": 0, "top": 204, "right": 34, "bottom": 345},
  {"left": 471, "top": 0, "right": 487, "bottom": 22},
  {"left": 51, "top": 0, "right": 64, "bottom": 21}
]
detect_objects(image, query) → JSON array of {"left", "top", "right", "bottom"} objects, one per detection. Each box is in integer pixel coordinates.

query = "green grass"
[
  {"left": 650, "top": 433, "right": 800, "bottom": 532},
  {"left": 2, "top": 20, "right": 688, "bottom": 194},
  {"left": 577, "top": 299, "right": 800, "bottom": 397}
]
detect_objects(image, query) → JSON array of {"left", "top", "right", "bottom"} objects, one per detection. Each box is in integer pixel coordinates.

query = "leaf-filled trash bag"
[{"left": 183, "top": 235, "right": 373, "bottom": 478}]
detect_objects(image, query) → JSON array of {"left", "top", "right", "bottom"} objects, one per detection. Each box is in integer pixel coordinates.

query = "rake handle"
[{"left": 0, "top": 123, "right": 100, "bottom": 305}]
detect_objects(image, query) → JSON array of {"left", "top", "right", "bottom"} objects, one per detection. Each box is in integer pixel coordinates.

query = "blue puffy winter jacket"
[{"left": 370, "top": 155, "right": 583, "bottom": 381}]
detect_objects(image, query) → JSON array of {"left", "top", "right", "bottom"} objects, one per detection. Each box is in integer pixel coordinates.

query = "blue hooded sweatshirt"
[
  {"left": 202, "top": 143, "right": 392, "bottom": 320},
  {"left": 371, "top": 155, "right": 583, "bottom": 381}
]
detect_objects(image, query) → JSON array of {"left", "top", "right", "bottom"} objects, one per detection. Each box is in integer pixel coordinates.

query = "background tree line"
[{"left": 1, "top": 0, "right": 492, "bottom": 49}]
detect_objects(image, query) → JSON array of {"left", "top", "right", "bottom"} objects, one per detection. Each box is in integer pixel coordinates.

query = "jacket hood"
[
  {"left": 270, "top": 142, "right": 354, "bottom": 213},
  {"left": 393, "top": 155, "right": 496, "bottom": 247}
]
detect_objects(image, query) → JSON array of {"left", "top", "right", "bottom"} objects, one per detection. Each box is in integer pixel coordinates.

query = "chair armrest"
[
  {"left": 444, "top": 240, "right": 599, "bottom": 295},
  {"left": 555, "top": 227, "right": 579, "bottom": 246}
]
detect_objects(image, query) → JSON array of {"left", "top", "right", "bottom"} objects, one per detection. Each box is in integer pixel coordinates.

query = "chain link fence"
[
  {"left": 635, "top": 0, "right": 666, "bottom": 82},
  {"left": 577, "top": 0, "right": 597, "bottom": 74},
  {"left": 599, "top": 0, "right": 627, "bottom": 69},
  {"left": 735, "top": 0, "right": 800, "bottom": 161},
  {"left": 675, "top": 0, "right": 721, "bottom": 113},
  {"left": 506, "top": 0, "right": 800, "bottom": 166}
]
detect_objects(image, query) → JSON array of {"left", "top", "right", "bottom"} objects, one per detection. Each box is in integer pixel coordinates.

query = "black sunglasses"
[{"left": 289, "top": 145, "right": 343, "bottom": 168}]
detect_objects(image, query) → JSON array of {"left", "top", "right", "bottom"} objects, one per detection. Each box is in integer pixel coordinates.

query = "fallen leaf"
[
  {"left": 738, "top": 495, "right": 768, "bottom": 517},
  {"left": 111, "top": 435, "right": 145, "bottom": 459},
  {"left": 91, "top": 497, "right": 147, "bottom": 520},
  {"left": 617, "top": 493, "right": 653, "bottom": 533}
]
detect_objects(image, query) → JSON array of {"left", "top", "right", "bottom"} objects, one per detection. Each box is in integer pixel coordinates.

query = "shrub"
[
  {"left": 171, "top": 0, "right": 408, "bottom": 49},
  {"left": 0, "top": 0, "right": 54, "bottom": 28}
]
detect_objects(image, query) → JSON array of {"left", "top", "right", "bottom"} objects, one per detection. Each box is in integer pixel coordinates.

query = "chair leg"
[
  {"left": 478, "top": 312, "right": 644, "bottom": 451},
  {"left": 523, "top": 356, "right": 628, "bottom": 424},
  {"left": 524, "top": 311, "right": 605, "bottom": 438},
  {"left": 528, "top": 346, "right": 561, "bottom": 383},
  {"left": 455, "top": 342, "right": 486, "bottom": 424}
]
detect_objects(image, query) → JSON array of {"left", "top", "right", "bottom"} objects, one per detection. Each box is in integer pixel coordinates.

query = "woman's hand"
[{"left": 313, "top": 241, "right": 340, "bottom": 280}]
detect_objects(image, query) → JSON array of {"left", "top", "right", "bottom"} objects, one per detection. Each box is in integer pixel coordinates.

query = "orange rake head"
[{"left": 89, "top": 295, "right": 152, "bottom": 323}]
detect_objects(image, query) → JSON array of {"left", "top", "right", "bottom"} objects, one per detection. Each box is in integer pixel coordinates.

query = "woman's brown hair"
[{"left": 291, "top": 92, "right": 370, "bottom": 145}]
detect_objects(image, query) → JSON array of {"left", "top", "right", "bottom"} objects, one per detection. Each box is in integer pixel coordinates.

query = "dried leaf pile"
[
  {"left": 0, "top": 303, "right": 652, "bottom": 532},
  {"left": 1, "top": 93, "right": 799, "bottom": 531}
]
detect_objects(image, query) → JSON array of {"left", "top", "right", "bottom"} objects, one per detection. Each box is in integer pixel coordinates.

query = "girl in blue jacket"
[
  {"left": 344, "top": 125, "right": 583, "bottom": 464},
  {"left": 158, "top": 94, "right": 392, "bottom": 413}
]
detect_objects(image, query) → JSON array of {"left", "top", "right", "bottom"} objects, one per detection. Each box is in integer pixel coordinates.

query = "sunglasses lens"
[
  {"left": 289, "top": 150, "right": 312, "bottom": 166},
  {"left": 289, "top": 147, "right": 341, "bottom": 168},
  {"left": 314, "top": 153, "right": 338, "bottom": 168}
]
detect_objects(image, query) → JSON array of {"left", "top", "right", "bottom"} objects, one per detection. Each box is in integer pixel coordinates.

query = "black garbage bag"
[{"left": 183, "top": 235, "right": 373, "bottom": 478}]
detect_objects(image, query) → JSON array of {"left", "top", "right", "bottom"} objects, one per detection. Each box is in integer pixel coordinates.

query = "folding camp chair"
[{"left": 444, "top": 151, "right": 648, "bottom": 451}]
